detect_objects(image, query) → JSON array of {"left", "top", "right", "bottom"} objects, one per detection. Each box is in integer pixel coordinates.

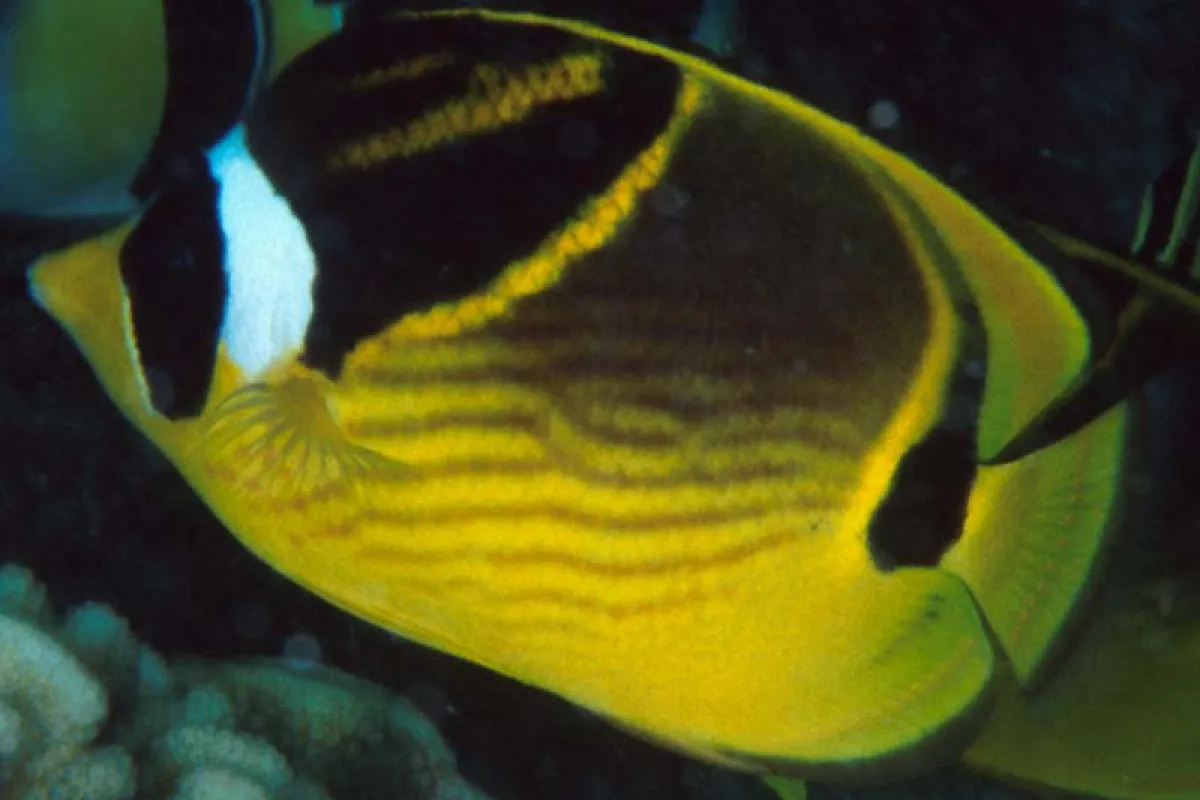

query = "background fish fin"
[
  {"left": 761, "top": 776, "right": 808, "bottom": 800},
  {"left": 985, "top": 288, "right": 1195, "bottom": 465},
  {"left": 266, "top": 0, "right": 345, "bottom": 79},
  {"left": 964, "top": 556, "right": 1200, "bottom": 798},
  {"left": 988, "top": 232, "right": 1200, "bottom": 465},
  {"left": 988, "top": 136, "right": 1200, "bottom": 464},
  {"left": 1131, "top": 131, "right": 1200, "bottom": 278}
]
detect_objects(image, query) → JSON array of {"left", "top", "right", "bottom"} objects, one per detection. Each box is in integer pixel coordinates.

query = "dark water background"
[{"left": 1, "top": 1, "right": 1198, "bottom": 797}]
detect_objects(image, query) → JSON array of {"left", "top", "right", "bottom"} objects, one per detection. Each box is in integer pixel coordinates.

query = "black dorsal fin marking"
[{"left": 241, "top": 14, "right": 683, "bottom": 377}]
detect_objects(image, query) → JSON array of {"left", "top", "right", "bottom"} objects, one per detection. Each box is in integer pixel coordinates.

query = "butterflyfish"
[
  {"left": 0, "top": 0, "right": 342, "bottom": 217},
  {"left": 26, "top": 9, "right": 1200, "bottom": 790}
]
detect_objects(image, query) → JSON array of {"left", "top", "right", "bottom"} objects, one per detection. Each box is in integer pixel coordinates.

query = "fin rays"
[{"left": 199, "top": 376, "right": 382, "bottom": 511}]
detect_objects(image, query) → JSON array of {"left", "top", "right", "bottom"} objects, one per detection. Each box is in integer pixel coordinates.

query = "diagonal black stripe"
[{"left": 243, "top": 14, "right": 683, "bottom": 378}]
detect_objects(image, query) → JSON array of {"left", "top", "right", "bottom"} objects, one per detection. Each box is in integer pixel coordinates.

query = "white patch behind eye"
[{"left": 208, "top": 125, "right": 316, "bottom": 379}]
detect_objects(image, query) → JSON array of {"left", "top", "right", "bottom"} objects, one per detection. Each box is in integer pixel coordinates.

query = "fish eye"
[
  {"left": 166, "top": 247, "right": 198, "bottom": 274},
  {"left": 118, "top": 166, "right": 228, "bottom": 420}
]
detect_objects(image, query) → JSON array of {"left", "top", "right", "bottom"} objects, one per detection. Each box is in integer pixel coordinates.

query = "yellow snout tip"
[{"left": 27, "top": 220, "right": 135, "bottom": 332}]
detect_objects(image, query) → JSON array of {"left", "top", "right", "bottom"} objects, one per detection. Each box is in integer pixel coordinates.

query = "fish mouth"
[
  {"left": 27, "top": 251, "right": 76, "bottom": 324},
  {"left": 27, "top": 257, "right": 52, "bottom": 314}
]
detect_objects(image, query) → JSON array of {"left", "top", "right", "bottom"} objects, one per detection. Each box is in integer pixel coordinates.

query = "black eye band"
[
  {"left": 130, "top": 0, "right": 268, "bottom": 200},
  {"left": 119, "top": 162, "right": 228, "bottom": 419}
]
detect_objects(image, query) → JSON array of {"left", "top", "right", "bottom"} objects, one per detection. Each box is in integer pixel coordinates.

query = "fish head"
[{"left": 30, "top": 221, "right": 205, "bottom": 459}]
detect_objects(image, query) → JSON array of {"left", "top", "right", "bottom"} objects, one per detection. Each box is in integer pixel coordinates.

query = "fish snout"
[{"left": 28, "top": 221, "right": 135, "bottom": 335}]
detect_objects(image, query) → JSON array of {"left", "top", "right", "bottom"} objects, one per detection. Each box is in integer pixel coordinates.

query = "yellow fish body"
[{"left": 26, "top": 9, "right": 1200, "bottom": 790}]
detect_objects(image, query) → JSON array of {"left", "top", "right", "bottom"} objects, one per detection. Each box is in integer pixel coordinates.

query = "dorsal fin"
[{"left": 1132, "top": 131, "right": 1200, "bottom": 278}]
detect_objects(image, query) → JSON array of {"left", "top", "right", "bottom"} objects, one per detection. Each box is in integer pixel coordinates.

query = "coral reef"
[{"left": 0, "top": 564, "right": 491, "bottom": 800}]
